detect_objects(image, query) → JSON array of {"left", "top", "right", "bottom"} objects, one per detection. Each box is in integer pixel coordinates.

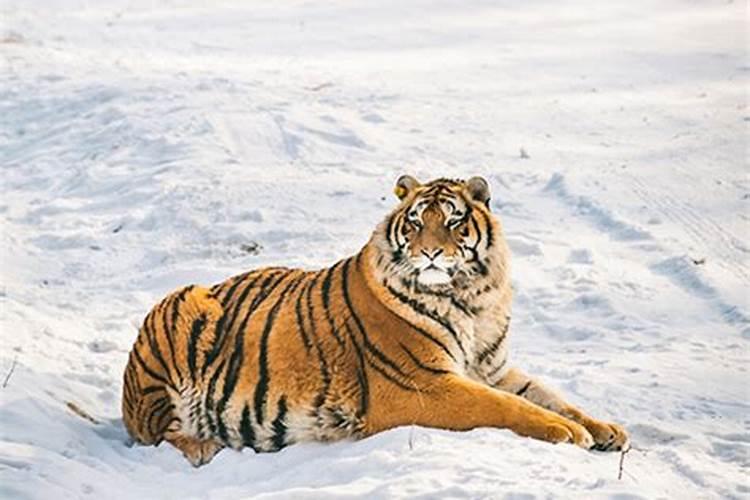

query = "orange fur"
[{"left": 122, "top": 176, "right": 627, "bottom": 466}]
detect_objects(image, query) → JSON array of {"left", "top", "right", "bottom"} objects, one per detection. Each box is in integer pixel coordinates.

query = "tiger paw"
[
  {"left": 543, "top": 417, "right": 594, "bottom": 449},
  {"left": 583, "top": 418, "right": 629, "bottom": 452}
]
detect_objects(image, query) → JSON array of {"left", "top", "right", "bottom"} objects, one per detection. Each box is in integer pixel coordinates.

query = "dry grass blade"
[
  {"left": 2, "top": 356, "right": 18, "bottom": 388},
  {"left": 66, "top": 401, "right": 101, "bottom": 425}
]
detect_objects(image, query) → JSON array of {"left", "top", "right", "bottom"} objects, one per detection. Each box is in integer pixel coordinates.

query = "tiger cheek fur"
[{"left": 122, "top": 176, "right": 627, "bottom": 466}]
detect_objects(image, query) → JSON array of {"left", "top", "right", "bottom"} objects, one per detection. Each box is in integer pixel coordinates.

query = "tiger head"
[{"left": 371, "top": 175, "right": 507, "bottom": 293}]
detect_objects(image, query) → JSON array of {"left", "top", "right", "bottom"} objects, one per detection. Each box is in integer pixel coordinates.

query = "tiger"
[{"left": 122, "top": 175, "right": 629, "bottom": 467}]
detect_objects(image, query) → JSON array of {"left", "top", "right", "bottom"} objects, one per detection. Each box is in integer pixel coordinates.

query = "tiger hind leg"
[
  {"left": 164, "top": 387, "right": 225, "bottom": 466},
  {"left": 165, "top": 432, "right": 224, "bottom": 467}
]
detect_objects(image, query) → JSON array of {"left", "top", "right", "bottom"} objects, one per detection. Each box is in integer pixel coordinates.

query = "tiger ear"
[
  {"left": 466, "top": 176, "right": 491, "bottom": 208},
  {"left": 394, "top": 175, "right": 420, "bottom": 200}
]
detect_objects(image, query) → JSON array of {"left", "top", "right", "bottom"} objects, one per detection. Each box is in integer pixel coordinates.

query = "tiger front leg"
[
  {"left": 492, "top": 367, "right": 629, "bottom": 452},
  {"left": 367, "top": 374, "right": 594, "bottom": 449}
]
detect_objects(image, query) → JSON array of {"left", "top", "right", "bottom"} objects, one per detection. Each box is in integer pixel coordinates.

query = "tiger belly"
[{"left": 170, "top": 383, "right": 365, "bottom": 453}]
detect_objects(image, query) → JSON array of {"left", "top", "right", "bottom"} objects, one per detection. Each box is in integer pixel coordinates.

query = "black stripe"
[
  {"left": 122, "top": 378, "right": 135, "bottom": 412},
  {"left": 365, "top": 355, "right": 417, "bottom": 392},
  {"left": 485, "top": 357, "right": 508, "bottom": 381},
  {"left": 354, "top": 344, "right": 369, "bottom": 417},
  {"left": 449, "top": 296, "right": 477, "bottom": 316},
  {"left": 342, "top": 319, "right": 370, "bottom": 417},
  {"left": 156, "top": 416, "right": 180, "bottom": 437},
  {"left": 123, "top": 395, "right": 134, "bottom": 414},
  {"left": 217, "top": 273, "right": 270, "bottom": 345},
  {"left": 475, "top": 259, "right": 490, "bottom": 277},
  {"left": 239, "top": 404, "right": 256, "bottom": 450},
  {"left": 146, "top": 397, "right": 170, "bottom": 433},
  {"left": 271, "top": 396, "right": 288, "bottom": 451},
  {"left": 123, "top": 381, "right": 134, "bottom": 410},
  {"left": 146, "top": 395, "right": 170, "bottom": 414},
  {"left": 294, "top": 276, "right": 314, "bottom": 352},
  {"left": 516, "top": 381, "right": 532, "bottom": 397},
  {"left": 143, "top": 305, "right": 173, "bottom": 384},
  {"left": 393, "top": 213, "right": 408, "bottom": 250},
  {"left": 123, "top": 368, "right": 135, "bottom": 394},
  {"left": 168, "top": 285, "right": 194, "bottom": 383},
  {"left": 202, "top": 273, "right": 268, "bottom": 375},
  {"left": 465, "top": 229, "right": 490, "bottom": 276},
  {"left": 399, "top": 342, "right": 450, "bottom": 375},
  {"left": 305, "top": 272, "right": 322, "bottom": 350},
  {"left": 305, "top": 272, "right": 332, "bottom": 414},
  {"left": 159, "top": 293, "right": 180, "bottom": 382},
  {"left": 132, "top": 346, "right": 173, "bottom": 387},
  {"left": 418, "top": 287, "right": 477, "bottom": 316},
  {"left": 254, "top": 274, "right": 305, "bottom": 424},
  {"left": 422, "top": 184, "right": 446, "bottom": 197},
  {"left": 479, "top": 209, "right": 494, "bottom": 248},
  {"left": 341, "top": 255, "right": 369, "bottom": 417},
  {"left": 205, "top": 357, "right": 228, "bottom": 435},
  {"left": 385, "top": 212, "right": 397, "bottom": 248},
  {"left": 149, "top": 402, "right": 174, "bottom": 436},
  {"left": 219, "top": 272, "right": 255, "bottom": 307},
  {"left": 216, "top": 401, "right": 231, "bottom": 443},
  {"left": 215, "top": 271, "right": 292, "bottom": 437},
  {"left": 385, "top": 284, "right": 463, "bottom": 359},
  {"left": 141, "top": 385, "right": 167, "bottom": 396},
  {"left": 476, "top": 320, "right": 510, "bottom": 365},
  {"left": 187, "top": 314, "right": 207, "bottom": 379},
  {"left": 470, "top": 214, "right": 482, "bottom": 249},
  {"left": 342, "top": 256, "right": 414, "bottom": 391},
  {"left": 190, "top": 406, "right": 207, "bottom": 439},
  {"left": 320, "top": 262, "right": 345, "bottom": 346},
  {"left": 436, "top": 192, "right": 458, "bottom": 202}
]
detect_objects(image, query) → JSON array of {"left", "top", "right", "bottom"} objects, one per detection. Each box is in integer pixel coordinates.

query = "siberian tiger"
[{"left": 122, "top": 175, "right": 629, "bottom": 466}]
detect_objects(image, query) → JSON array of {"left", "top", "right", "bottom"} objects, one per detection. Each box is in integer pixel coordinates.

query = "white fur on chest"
[
  {"left": 464, "top": 290, "right": 512, "bottom": 383},
  {"left": 411, "top": 287, "right": 511, "bottom": 379}
]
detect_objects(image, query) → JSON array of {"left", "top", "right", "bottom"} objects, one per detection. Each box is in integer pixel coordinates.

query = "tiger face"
[{"left": 376, "top": 175, "right": 499, "bottom": 291}]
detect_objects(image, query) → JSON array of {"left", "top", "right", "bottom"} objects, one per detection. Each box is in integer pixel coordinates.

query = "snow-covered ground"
[{"left": 1, "top": 0, "right": 748, "bottom": 498}]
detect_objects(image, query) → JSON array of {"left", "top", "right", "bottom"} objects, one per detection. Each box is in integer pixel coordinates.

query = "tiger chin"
[{"left": 122, "top": 175, "right": 629, "bottom": 467}]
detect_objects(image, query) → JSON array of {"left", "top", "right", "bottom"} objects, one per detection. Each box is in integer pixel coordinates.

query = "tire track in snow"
[
  {"left": 543, "top": 172, "right": 750, "bottom": 337},
  {"left": 629, "top": 175, "right": 750, "bottom": 284},
  {"left": 542, "top": 173, "right": 652, "bottom": 242}
]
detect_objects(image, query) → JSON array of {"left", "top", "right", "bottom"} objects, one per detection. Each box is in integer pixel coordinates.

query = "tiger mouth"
[{"left": 417, "top": 266, "right": 452, "bottom": 286}]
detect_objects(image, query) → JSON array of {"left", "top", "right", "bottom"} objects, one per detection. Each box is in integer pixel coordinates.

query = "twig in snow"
[
  {"left": 2, "top": 356, "right": 18, "bottom": 388},
  {"left": 617, "top": 445, "right": 630, "bottom": 480},
  {"left": 306, "top": 82, "right": 334, "bottom": 92},
  {"left": 616, "top": 443, "right": 653, "bottom": 480},
  {"left": 66, "top": 401, "right": 101, "bottom": 425}
]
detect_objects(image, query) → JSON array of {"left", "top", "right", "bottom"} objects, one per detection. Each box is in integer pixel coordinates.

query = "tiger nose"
[{"left": 421, "top": 248, "right": 444, "bottom": 261}]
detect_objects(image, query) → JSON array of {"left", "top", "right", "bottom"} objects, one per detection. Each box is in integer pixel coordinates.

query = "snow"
[{"left": 1, "top": 0, "right": 748, "bottom": 498}]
